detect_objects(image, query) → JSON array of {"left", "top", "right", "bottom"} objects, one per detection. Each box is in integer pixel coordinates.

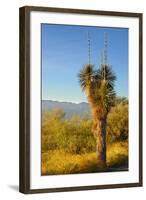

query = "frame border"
[{"left": 19, "top": 6, "right": 143, "bottom": 194}]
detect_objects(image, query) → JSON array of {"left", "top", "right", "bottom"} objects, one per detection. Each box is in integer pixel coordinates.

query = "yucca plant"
[{"left": 78, "top": 63, "right": 116, "bottom": 167}]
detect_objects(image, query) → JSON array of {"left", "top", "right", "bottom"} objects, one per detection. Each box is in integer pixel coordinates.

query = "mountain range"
[{"left": 42, "top": 100, "right": 90, "bottom": 118}]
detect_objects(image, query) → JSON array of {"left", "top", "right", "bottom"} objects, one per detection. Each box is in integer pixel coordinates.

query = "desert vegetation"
[{"left": 41, "top": 98, "right": 128, "bottom": 175}]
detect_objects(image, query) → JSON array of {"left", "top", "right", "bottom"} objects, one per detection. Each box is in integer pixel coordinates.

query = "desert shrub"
[
  {"left": 59, "top": 116, "right": 95, "bottom": 154},
  {"left": 41, "top": 108, "right": 65, "bottom": 151},
  {"left": 42, "top": 108, "right": 95, "bottom": 154},
  {"left": 107, "top": 103, "right": 128, "bottom": 142}
]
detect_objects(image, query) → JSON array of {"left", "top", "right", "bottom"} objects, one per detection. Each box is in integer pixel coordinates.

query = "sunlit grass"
[
  {"left": 107, "top": 140, "right": 128, "bottom": 169},
  {"left": 41, "top": 140, "right": 128, "bottom": 175}
]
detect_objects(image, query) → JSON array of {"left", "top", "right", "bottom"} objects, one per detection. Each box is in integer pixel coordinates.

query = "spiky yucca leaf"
[
  {"left": 95, "top": 64, "right": 116, "bottom": 89},
  {"left": 78, "top": 64, "right": 95, "bottom": 91},
  {"left": 94, "top": 64, "right": 116, "bottom": 113},
  {"left": 97, "top": 81, "right": 116, "bottom": 113}
]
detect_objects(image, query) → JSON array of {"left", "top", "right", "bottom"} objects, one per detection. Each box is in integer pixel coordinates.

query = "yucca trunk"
[
  {"left": 92, "top": 110, "right": 107, "bottom": 167},
  {"left": 86, "top": 85, "right": 107, "bottom": 167}
]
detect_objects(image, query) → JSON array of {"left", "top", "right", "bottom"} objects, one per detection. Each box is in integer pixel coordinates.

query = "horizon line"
[
  {"left": 42, "top": 99, "right": 88, "bottom": 104},
  {"left": 42, "top": 96, "right": 128, "bottom": 104}
]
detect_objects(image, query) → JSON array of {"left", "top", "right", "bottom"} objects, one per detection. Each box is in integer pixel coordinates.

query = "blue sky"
[{"left": 41, "top": 24, "right": 128, "bottom": 103}]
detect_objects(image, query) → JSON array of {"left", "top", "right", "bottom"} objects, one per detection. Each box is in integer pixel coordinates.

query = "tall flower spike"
[
  {"left": 104, "top": 32, "right": 108, "bottom": 79},
  {"left": 100, "top": 48, "right": 103, "bottom": 67},
  {"left": 104, "top": 32, "right": 108, "bottom": 65},
  {"left": 87, "top": 32, "right": 91, "bottom": 64}
]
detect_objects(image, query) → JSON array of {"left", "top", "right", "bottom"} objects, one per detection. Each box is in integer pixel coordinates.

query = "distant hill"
[
  {"left": 42, "top": 97, "right": 128, "bottom": 119},
  {"left": 42, "top": 100, "right": 90, "bottom": 118}
]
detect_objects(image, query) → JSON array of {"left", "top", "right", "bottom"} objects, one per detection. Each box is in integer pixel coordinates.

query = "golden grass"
[
  {"left": 41, "top": 140, "right": 128, "bottom": 175},
  {"left": 107, "top": 140, "right": 128, "bottom": 169}
]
